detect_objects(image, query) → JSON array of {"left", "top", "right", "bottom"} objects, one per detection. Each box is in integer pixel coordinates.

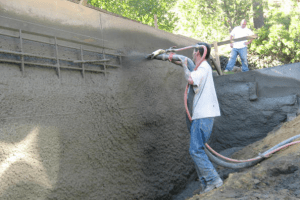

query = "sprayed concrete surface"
[
  {"left": 0, "top": 1, "right": 299, "bottom": 200},
  {"left": 0, "top": 55, "right": 192, "bottom": 200},
  {"left": 0, "top": 1, "right": 198, "bottom": 199}
]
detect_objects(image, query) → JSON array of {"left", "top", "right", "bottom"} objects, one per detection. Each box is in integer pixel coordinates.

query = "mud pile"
[{"left": 188, "top": 115, "right": 300, "bottom": 200}]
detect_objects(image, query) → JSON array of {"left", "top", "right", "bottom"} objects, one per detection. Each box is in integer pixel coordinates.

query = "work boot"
[
  {"left": 232, "top": 66, "right": 241, "bottom": 72},
  {"left": 200, "top": 177, "right": 223, "bottom": 194},
  {"left": 193, "top": 183, "right": 205, "bottom": 195}
]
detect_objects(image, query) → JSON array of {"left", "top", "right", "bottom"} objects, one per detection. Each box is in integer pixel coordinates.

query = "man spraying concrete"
[{"left": 147, "top": 42, "right": 223, "bottom": 194}]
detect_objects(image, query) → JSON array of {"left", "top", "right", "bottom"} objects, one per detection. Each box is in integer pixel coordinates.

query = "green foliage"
[
  {"left": 220, "top": 0, "right": 252, "bottom": 30},
  {"left": 89, "top": 0, "right": 257, "bottom": 43},
  {"left": 249, "top": 8, "right": 300, "bottom": 68},
  {"left": 174, "top": 0, "right": 227, "bottom": 42},
  {"left": 89, "top": 0, "right": 178, "bottom": 32},
  {"left": 174, "top": 0, "right": 254, "bottom": 43}
]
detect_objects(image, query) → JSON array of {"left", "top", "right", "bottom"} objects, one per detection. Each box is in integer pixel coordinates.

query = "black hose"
[
  {"left": 205, "top": 134, "right": 300, "bottom": 169},
  {"left": 204, "top": 148, "right": 264, "bottom": 169},
  {"left": 262, "top": 134, "right": 300, "bottom": 155}
]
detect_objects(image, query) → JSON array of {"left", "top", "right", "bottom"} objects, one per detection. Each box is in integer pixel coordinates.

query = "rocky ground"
[{"left": 180, "top": 115, "right": 300, "bottom": 200}]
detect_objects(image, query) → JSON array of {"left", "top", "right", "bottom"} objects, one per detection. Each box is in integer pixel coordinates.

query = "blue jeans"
[
  {"left": 225, "top": 47, "right": 249, "bottom": 72},
  {"left": 189, "top": 118, "right": 220, "bottom": 187}
]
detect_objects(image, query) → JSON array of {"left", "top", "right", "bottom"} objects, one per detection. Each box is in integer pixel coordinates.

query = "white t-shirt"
[
  {"left": 190, "top": 61, "right": 220, "bottom": 120},
  {"left": 231, "top": 26, "right": 254, "bottom": 49}
]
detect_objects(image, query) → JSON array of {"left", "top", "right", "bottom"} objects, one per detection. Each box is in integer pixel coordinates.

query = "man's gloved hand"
[
  {"left": 165, "top": 46, "right": 177, "bottom": 53},
  {"left": 147, "top": 49, "right": 166, "bottom": 59}
]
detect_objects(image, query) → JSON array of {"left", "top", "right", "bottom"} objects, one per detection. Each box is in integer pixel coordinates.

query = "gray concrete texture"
[
  {"left": 0, "top": 1, "right": 197, "bottom": 200},
  {"left": 212, "top": 65, "right": 300, "bottom": 151},
  {"left": 0, "top": 1, "right": 299, "bottom": 200}
]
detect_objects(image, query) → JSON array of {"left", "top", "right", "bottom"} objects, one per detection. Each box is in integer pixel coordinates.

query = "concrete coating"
[
  {"left": 0, "top": 1, "right": 299, "bottom": 200},
  {"left": 212, "top": 66, "right": 300, "bottom": 151},
  {"left": 0, "top": 1, "right": 198, "bottom": 199}
]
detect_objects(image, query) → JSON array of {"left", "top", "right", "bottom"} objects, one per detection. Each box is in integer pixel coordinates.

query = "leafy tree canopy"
[
  {"left": 89, "top": 0, "right": 178, "bottom": 32},
  {"left": 173, "top": 0, "right": 254, "bottom": 43},
  {"left": 249, "top": 4, "right": 300, "bottom": 67}
]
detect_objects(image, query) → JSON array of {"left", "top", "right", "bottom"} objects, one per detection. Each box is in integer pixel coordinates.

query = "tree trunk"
[
  {"left": 154, "top": 14, "right": 158, "bottom": 29},
  {"left": 252, "top": 0, "right": 264, "bottom": 29},
  {"left": 79, "top": 0, "right": 88, "bottom": 6}
]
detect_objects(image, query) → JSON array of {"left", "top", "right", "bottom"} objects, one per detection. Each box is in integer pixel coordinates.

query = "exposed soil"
[{"left": 187, "top": 115, "right": 300, "bottom": 200}]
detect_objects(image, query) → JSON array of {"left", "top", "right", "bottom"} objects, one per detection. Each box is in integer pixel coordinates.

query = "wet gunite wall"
[{"left": 0, "top": 0, "right": 200, "bottom": 199}]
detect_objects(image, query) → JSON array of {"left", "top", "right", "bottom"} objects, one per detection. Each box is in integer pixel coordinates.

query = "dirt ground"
[{"left": 188, "top": 115, "right": 300, "bottom": 200}]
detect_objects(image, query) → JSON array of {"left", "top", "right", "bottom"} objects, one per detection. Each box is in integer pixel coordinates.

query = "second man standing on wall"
[{"left": 224, "top": 19, "right": 254, "bottom": 72}]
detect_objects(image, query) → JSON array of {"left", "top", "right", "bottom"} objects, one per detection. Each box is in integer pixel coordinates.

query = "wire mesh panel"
[{"left": 0, "top": 18, "right": 122, "bottom": 78}]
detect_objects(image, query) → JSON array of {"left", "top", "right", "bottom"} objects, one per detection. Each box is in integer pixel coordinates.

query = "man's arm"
[
  {"left": 147, "top": 49, "right": 195, "bottom": 84},
  {"left": 245, "top": 29, "right": 256, "bottom": 45},
  {"left": 245, "top": 39, "right": 253, "bottom": 45},
  {"left": 178, "top": 57, "right": 194, "bottom": 85},
  {"left": 148, "top": 49, "right": 195, "bottom": 69}
]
